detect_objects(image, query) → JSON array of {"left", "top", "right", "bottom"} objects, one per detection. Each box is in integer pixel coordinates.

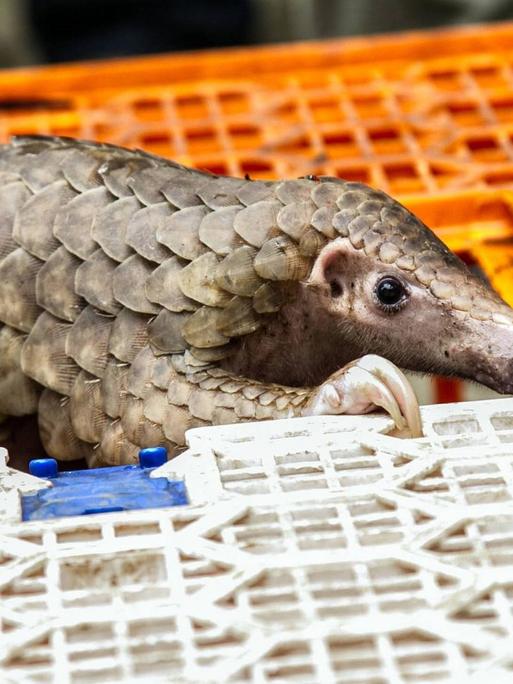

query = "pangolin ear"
[{"left": 309, "top": 238, "right": 351, "bottom": 294}]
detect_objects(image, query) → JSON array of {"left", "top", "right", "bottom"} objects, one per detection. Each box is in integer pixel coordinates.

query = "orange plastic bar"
[{"left": 0, "top": 21, "right": 512, "bottom": 195}]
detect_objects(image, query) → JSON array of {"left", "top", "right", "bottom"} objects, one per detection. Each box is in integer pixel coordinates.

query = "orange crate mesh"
[
  {"left": 3, "top": 22, "right": 513, "bottom": 194},
  {"left": 2, "top": 22, "right": 513, "bottom": 402}
]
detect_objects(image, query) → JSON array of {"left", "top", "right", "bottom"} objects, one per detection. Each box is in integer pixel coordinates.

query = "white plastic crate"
[{"left": 2, "top": 400, "right": 513, "bottom": 683}]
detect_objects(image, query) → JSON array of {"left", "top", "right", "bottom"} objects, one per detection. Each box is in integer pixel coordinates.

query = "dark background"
[{"left": 1, "top": 0, "right": 513, "bottom": 68}]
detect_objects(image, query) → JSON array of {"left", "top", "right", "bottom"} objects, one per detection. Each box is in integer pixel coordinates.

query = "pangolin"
[{"left": 0, "top": 135, "right": 512, "bottom": 467}]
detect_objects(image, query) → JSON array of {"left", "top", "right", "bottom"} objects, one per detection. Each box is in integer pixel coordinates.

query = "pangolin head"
[{"left": 307, "top": 181, "right": 513, "bottom": 394}]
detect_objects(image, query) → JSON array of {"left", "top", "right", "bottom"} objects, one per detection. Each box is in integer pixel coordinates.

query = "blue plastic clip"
[
  {"left": 21, "top": 446, "right": 185, "bottom": 521},
  {"left": 138, "top": 446, "right": 168, "bottom": 469},
  {"left": 28, "top": 458, "right": 59, "bottom": 478}
]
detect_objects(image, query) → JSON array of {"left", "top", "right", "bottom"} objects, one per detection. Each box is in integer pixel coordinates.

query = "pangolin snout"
[
  {"left": 474, "top": 356, "right": 513, "bottom": 395},
  {"left": 457, "top": 320, "right": 513, "bottom": 395}
]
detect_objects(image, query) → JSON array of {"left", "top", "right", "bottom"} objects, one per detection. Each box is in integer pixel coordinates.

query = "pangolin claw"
[{"left": 304, "top": 354, "right": 423, "bottom": 438}]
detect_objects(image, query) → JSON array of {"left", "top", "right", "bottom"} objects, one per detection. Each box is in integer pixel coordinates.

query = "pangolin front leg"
[
  {"left": 0, "top": 135, "right": 512, "bottom": 467},
  {"left": 60, "top": 349, "right": 419, "bottom": 468},
  {"left": 304, "top": 355, "right": 422, "bottom": 437}
]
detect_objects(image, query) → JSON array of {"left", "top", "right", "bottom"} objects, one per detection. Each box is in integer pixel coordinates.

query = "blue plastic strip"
[{"left": 21, "top": 464, "right": 188, "bottom": 521}]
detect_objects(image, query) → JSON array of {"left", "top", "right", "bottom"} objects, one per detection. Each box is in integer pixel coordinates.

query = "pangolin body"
[{"left": 0, "top": 136, "right": 512, "bottom": 466}]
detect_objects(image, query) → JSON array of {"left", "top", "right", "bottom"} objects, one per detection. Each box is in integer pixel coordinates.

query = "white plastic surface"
[{"left": 2, "top": 400, "right": 513, "bottom": 682}]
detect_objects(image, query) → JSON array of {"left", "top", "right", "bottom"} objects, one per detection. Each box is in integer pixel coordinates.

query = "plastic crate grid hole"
[
  {"left": 220, "top": 557, "right": 461, "bottom": 627},
  {"left": 421, "top": 399, "right": 513, "bottom": 447},
  {"left": 172, "top": 406, "right": 513, "bottom": 504},
  {"left": 0, "top": 506, "right": 238, "bottom": 614},
  {"left": 178, "top": 420, "right": 427, "bottom": 500},
  {"left": 248, "top": 631, "right": 488, "bottom": 683},
  {"left": 213, "top": 438, "right": 412, "bottom": 496},
  {"left": 220, "top": 493, "right": 431, "bottom": 556},
  {"left": 324, "top": 632, "right": 474, "bottom": 683},
  {"left": 452, "top": 578, "right": 513, "bottom": 639},
  {"left": 404, "top": 455, "right": 513, "bottom": 506},
  {"left": 378, "top": 401, "right": 513, "bottom": 509},
  {"left": 410, "top": 516, "right": 513, "bottom": 641},
  {"left": 5, "top": 617, "right": 245, "bottom": 682},
  {"left": 425, "top": 514, "right": 513, "bottom": 569}
]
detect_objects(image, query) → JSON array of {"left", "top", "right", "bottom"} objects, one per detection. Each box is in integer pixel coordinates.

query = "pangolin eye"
[{"left": 375, "top": 276, "right": 407, "bottom": 311}]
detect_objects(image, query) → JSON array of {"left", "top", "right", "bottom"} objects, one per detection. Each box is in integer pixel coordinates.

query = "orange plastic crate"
[
  {"left": 2, "top": 21, "right": 513, "bottom": 194},
  {"left": 2, "top": 22, "right": 513, "bottom": 402}
]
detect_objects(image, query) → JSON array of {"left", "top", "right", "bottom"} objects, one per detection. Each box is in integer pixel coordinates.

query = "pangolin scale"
[{"left": 0, "top": 135, "right": 512, "bottom": 466}]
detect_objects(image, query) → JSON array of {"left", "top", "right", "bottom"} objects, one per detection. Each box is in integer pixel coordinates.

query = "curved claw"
[
  {"left": 341, "top": 365, "right": 407, "bottom": 431},
  {"left": 354, "top": 355, "right": 422, "bottom": 438},
  {"left": 304, "top": 354, "right": 423, "bottom": 438}
]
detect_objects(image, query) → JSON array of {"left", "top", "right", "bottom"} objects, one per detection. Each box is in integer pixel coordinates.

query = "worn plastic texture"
[
  {"left": 2, "top": 399, "right": 513, "bottom": 682},
  {"left": 20, "top": 448, "right": 186, "bottom": 521},
  {"left": 21, "top": 462, "right": 188, "bottom": 521}
]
